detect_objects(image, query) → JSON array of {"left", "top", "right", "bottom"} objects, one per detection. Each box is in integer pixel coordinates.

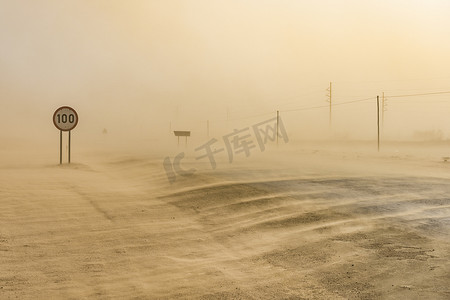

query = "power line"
[
  {"left": 331, "top": 76, "right": 450, "bottom": 85},
  {"left": 171, "top": 89, "right": 450, "bottom": 128},
  {"left": 388, "top": 91, "right": 450, "bottom": 98},
  {"left": 392, "top": 100, "right": 450, "bottom": 104},
  {"left": 190, "top": 95, "right": 375, "bottom": 124},
  {"left": 281, "top": 96, "right": 374, "bottom": 113}
]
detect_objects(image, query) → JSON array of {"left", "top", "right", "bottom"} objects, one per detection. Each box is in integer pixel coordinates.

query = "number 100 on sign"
[{"left": 53, "top": 106, "right": 78, "bottom": 131}]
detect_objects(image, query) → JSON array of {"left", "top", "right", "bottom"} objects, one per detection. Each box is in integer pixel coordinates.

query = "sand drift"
[{"left": 0, "top": 145, "right": 449, "bottom": 299}]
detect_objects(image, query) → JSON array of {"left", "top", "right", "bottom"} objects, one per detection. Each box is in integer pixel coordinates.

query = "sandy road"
[{"left": 0, "top": 147, "right": 449, "bottom": 299}]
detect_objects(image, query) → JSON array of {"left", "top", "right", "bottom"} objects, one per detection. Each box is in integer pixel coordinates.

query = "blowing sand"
[{"left": 0, "top": 141, "right": 449, "bottom": 299}]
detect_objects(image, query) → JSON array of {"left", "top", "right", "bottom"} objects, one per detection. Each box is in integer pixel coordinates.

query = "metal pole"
[
  {"left": 329, "top": 82, "right": 332, "bottom": 128},
  {"left": 382, "top": 92, "right": 385, "bottom": 129},
  {"left": 276, "top": 110, "right": 279, "bottom": 146},
  {"left": 377, "top": 96, "right": 380, "bottom": 152},
  {"left": 59, "top": 130, "right": 62, "bottom": 164},
  {"left": 68, "top": 130, "right": 71, "bottom": 164}
]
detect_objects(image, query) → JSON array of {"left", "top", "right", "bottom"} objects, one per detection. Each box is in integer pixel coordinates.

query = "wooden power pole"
[
  {"left": 326, "top": 82, "right": 332, "bottom": 128},
  {"left": 276, "top": 110, "right": 279, "bottom": 146},
  {"left": 382, "top": 92, "right": 385, "bottom": 128},
  {"left": 377, "top": 95, "right": 380, "bottom": 152}
]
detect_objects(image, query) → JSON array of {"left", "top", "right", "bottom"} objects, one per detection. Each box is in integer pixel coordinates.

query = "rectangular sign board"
[{"left": 174, "top": 131, "right": 191, "bottom": 137}]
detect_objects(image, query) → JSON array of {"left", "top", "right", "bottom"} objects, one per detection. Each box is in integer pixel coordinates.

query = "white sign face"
[{"left": 53, "top": 106, "right": 78, "bottom": 131}]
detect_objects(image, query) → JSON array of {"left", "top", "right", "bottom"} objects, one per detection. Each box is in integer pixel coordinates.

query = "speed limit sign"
[
  {"left": 53, "top": 106, "right": 78, "bottom": 164},
  {"left": 53, "top": 106, "right": 78, "bottom": 131}
]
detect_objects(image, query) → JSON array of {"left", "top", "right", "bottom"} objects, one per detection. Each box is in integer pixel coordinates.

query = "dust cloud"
[{"left": 1, "top": 1, "right": 450, "bottom": 299}]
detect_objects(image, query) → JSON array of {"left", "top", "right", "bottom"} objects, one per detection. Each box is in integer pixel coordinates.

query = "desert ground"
[{"left": 0, "top": 140, "right": 449, "bottom": 299}]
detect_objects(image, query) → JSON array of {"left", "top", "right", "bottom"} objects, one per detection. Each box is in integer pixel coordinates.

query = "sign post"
[
  {"left": 53, "top": 106, "right": 78, "bottom": 164},
  {"left": 174, "top": 131, "right": 191, "bottom": 147}
]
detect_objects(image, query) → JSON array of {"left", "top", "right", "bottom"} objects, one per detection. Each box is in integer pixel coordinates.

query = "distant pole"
[
  {"left": 328, "top": 82, "right": 332, "bottom": 128},
  {"left": 377, "top": 95, "right": 380, "bottom": 152},
  {"left": 169, "top": 121, "right": 172, "bottom": 134},
  {"left": 59, "top": 130, "right": 62, "bottom": 165},
  {"left": 68, "top": 130, "right": 71, "bottom": 164},
  {"left": 207, "top": 120, "right": 210, "bottom": 138},
  {"left": 276, "top": 110, "right": 279, "bottom": 146},
  {"left": 382, "top": 92, "right": 385, "bottom": 129},
  {"left": 226, "top": 107, "right": 230, "bottom": 130}
]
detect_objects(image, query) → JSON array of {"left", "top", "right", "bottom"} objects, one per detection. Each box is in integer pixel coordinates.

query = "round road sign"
[{"left": 53, "top": 106, "right": 78, "bottom": 131}]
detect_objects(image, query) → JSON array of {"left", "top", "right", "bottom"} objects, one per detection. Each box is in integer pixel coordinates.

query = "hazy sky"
[{"left": 1, "top": 0, "right": 450, "bottom": 141}]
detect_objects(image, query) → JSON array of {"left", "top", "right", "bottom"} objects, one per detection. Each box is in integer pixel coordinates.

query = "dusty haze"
[{"left": 1, "top": 0, "right": 450, "bottom": 146}]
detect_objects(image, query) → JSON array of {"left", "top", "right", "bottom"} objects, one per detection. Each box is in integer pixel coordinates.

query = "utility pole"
[
  {"left": 276, "top": 110, "right": 279, "bottom": 146},
  {"left": 381, "top": 92, "right": 385, "bottom": 127},
  {"left": 377, "top": 95, "right": 380, "bottom": 152},
  {"left": 226, "top": 106, "right": 230, "bottom": 130},
  {"left": 382, "top": 92, "right": 387, "bottom": 129},
  {"left": 326, "top": 82, "right": 332, "bottom": 128},
  {"left": 206, "top": 120, "right": 210, "bottom": 138}
]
